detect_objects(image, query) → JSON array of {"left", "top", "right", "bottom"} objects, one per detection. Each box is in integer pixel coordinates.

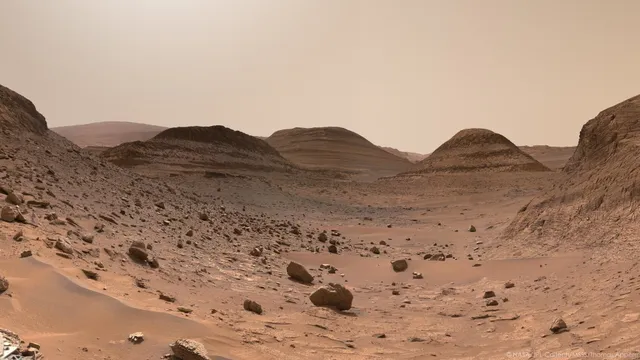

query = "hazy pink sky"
[{"left": 2, "top": 0, "right": 640, "bottom": 153}]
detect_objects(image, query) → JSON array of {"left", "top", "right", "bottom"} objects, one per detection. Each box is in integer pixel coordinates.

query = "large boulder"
[
  {"left": 309, "top": 283, "right": 353, "bottom": 311},
  {"left": 128, "top": 241, "right": 149, "bottom": 262},
  {"left": 286, "top": 261, "right": 313, "bottom": 284},
  {"left": 6, "top": 192, "right": 23, "bottom": 205},
  {"left": 391, "top": 259, "right": 408, "bottom": 272},
  {"left": 170, "top": 338, "right": 211, "bottom": 360},
  {"left": 1, "top": 206, "right": 17, "bottom": 222}
]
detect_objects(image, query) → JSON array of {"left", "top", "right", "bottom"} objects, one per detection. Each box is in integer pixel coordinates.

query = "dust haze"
[{"left": 2, "top": 2, "right": 640, "bottom": 360}]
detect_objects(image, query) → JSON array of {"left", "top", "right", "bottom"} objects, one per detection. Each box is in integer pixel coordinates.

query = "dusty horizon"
[{"left": 2, "top": 0, "right": 640, "bottom": 153}]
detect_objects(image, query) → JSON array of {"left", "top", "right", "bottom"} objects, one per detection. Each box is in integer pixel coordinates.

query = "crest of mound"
[
  {"left": 499, "top": 94, "right": 640, "bottom": 256},
  {"left": 154, "top": 125, "right": 281, "bottom": 156},
  {"left": 266, "top": 127, "right": 412, "bottom": 176},
  {"left": 0, "top": 84, "right": 48, "bottom": 134},
  {"left": 101, "top": 125, "right": 294, "bottom": 173},
  {"left": 401, "top": 128, "right": 550, "bottom": 174}
]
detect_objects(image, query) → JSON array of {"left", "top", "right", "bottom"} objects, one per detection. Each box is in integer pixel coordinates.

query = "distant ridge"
[{"left": 51, "top": 121, "right": 167, "bottom": 147}]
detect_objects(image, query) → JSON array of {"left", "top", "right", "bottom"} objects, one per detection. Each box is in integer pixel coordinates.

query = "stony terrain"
[{"left": 3, "top": 84, "right": 640, "bottom": 360}]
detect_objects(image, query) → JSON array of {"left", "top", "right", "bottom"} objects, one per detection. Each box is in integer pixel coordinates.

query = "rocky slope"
[{"left": 499, "top": 94, "right": 640, "bottom": 256}]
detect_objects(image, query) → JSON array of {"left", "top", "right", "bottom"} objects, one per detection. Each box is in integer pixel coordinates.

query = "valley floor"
[{"left": 2, "top": 163, "right": 639, "bottom": 360}]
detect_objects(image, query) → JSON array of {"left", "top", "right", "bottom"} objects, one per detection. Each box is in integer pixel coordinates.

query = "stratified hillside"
[
  {"left": 102, "top": 125, "right": 295, "bottom": 174},
  {"left": 519, "top": 145, "right": 576, "bottom": 171},
  {"left": 400, "top": 128, "right": 551, "bottom": 174},
  {"left": 51, "top": 121, "right": 167, "bottom": 147},
  {"left": 266, "top": 127, "right": 412, "bottom": 177},
  {"left": 500, "top": 94, "right": 640, "bottom": 256}
]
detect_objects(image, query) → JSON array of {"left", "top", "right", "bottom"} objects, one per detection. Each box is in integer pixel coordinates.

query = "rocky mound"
[
  {"left": 155, "top": 126, "right": 281, "bottom": 156},
  {"left": 101, "top": 125, "right": 294, "bottom": 173},
  {"left": 401, "top": 128, "right": 551, "bottom": 174},
  {"left": 0, "top": 84, "right": 48, "bottom": 135},
  {"left": 266, "top": 127, "right": 412, "bottom": 177},
  {"left": 51, "top": 121, "right": 167, "bottom": 147},
  {"left": 500, "top": 94, "right": 640, "bottom": 255}
]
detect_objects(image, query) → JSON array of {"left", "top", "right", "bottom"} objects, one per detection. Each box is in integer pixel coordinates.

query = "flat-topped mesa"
[
  {"left": 153, "top": 125, "right": 281, "bottom": 156},
  {"left": 500, "top": 94, "right": 640, "bottom": 255},
  {"left": 401, "top": 128, "right": 551, "bottom": 174},
  {"left": 0, "top": 84, "right": 48, "bottom": 135},
  {"left": 266, "top": 126, "right": 412, "bottom": 175}
]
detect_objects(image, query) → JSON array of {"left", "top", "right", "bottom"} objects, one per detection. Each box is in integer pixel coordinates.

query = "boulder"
[
  {"left": 170, "top": 338, "right": 211, "bottom": 360},
  {"left": 391, "top": 259, "right": 408, "bottom": 272},
  {"left": 309, "top": 283, "right": 353, "bottom": 311},
  {"left": 0, "top": 276, "right": 8, "bottom": 293},
  {"left": 286, "top": 261, "right": 313, "bottom": 284},
  {"left": 1, "top": 205, "right": 18, "bottom": 222}
]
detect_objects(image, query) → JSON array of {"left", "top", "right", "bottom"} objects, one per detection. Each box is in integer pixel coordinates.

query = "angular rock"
[
  {"left": 128, "top": 244, "right": 149, "bottom": 262},
  {"left": 309, "top": 283, "right": 353, "bottom": 311},
  {"left": 128, "top": 332, "right": 144, "bottom": 344},
  {"left": 483, "top": 291, "right": 496, "bottom": 299},
  {"left": 550, "top": 318, "right": 568, "bottom": 333},
  {"left": 286, "top": 261, "right": 313, "bottom": 284},
  {"left": 81, "top": 234, "right": 95, "bottom": 244},
  {"left": 243, "top": 299, "right": 263, "bottom": 314},
  {"left": 504, "top": 281, "right": 515, "bottom": 289},
  {"left": 391, "top": 259, "right": 408, "bottom": 272},
  {"left": 6, "top": 191, "right": 23, "bottom": 205},
  {"left": 170, "top": 338, "right": 211, "bottom": 360},
  {"left": 370, "top": 246, "right": 380, "bottom": 255},
  {"left": 55, "top": 238, "right": 74, "bottom": 255},
  {"left": 82, "top": 269, "right": 99, "bottom": 280},
  {"left": 468, "top": 225, "right": 476, "bottom": 232},
  {"left": 0, "top": 275, "right": 8, "bottom": 293},
  {"left": 1, "top": 205, "right": 18, "bottom": 222}
]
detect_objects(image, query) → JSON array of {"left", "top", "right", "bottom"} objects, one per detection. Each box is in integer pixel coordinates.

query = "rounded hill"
[
  {"left": 154, "top": 125, "right": 281, "bottom": 156},
  {"left": 401, "top": 128, "right": 551, "bottom": 174},
  {"left": 101, "top": 125, "right": 294, "bottom": 173},
  {"left": 500, "top": 94, "right": 640, "bottom": 255},
  {"left": 266, "top": 127, "right": 412, "bottom": 177}
]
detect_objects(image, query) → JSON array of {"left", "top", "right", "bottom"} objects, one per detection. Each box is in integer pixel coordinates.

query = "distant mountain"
[
  {"left": 266, "top": 126, "right": 413, "bottom": 177},
  {"left": 400, "top": 128, "right": 550, "bottom": 174},
  {"left": 379, "top": 146, "right": 428, "bottom": 163},
  {"left": 51, "top": 121, "right": 167, "bottom": 147}
]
